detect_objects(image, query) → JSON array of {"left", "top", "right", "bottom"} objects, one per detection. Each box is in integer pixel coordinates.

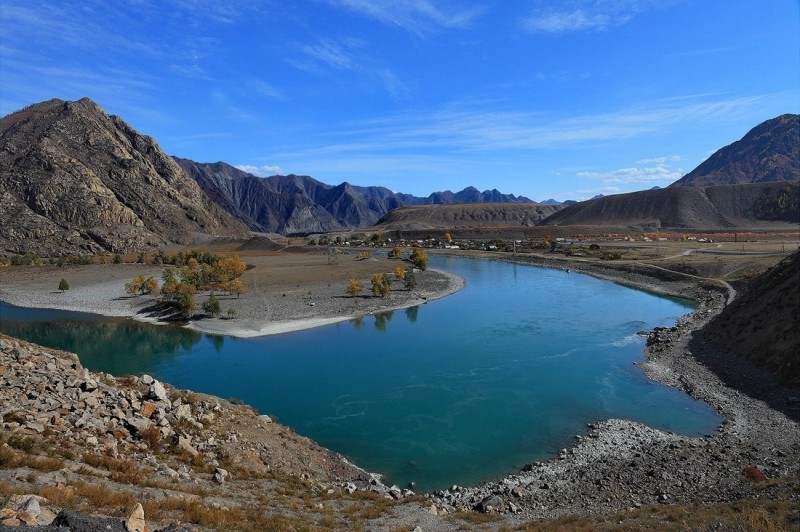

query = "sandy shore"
[{"left": 0, "top": 261, "right": 465, "bottom": 338}]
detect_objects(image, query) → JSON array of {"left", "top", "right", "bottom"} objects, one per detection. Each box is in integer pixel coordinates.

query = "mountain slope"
[
  {"left": 539, "top": 181, "right": 799, "bottom": 230},
  {"left": 375, "top": 202, "right": 563, "bottom": 231},
  {"left": 670, "top": 114, "right": 799, "bottom": 187},
  {"left": 0, "top": 98, "right": 248, "bottom": 255},
  {"left": 176, "top": 158, "right": 533, "bottom": 234},
  {"left": 703, "top": 251, "right": 800, "bottom": 386}
]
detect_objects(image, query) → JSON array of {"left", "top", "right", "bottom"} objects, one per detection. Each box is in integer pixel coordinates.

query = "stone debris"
[{"left": 124, "top": 502, "right": 148, "bottom": 532}]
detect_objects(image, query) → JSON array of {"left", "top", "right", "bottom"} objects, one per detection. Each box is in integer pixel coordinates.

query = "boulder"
[
  {"left": 149, "top": 381, "right": 169, "bottom": 404},
  {"left": 124, "top": 502, "right": 147, "bottom": 532}
]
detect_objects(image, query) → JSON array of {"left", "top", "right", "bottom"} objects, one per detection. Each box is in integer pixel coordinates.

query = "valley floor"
[{"left": 0, "top": 250, "right": 465, "bottom": 338}]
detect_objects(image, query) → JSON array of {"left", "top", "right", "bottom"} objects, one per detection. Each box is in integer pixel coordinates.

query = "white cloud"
[
  {"left": 576, "top": 158, "right": 685, "bottom": 187},
  {"left": 325, "top": 0, "right": 484, "bottom": 35},
  {"left": 520, "top": 0, "right": 669, "bottom": 35},
  {"left": 235, "top": 164, "right": 285, "bottom": 176}
]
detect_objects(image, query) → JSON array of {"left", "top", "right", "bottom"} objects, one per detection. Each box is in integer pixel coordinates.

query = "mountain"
[
  {"left": 375, "top": 202, "right": 563, "bottom": 231},
  {"left": 0, "top": 98, "right": 248, "bottom": 256},
  {"left": 177, "top": 158, "right": 532, "bottom": 235},
  {"left": 703, "top": 251, "right": 800, "bottom": 386},
  {"left": 539, "top": 181, "right": 799, "bottom": 231},
  {"left": 670, "top": 114, "right": 799, "bottom": 187}
]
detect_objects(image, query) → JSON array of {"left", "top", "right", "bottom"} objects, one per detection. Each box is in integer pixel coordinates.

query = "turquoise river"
[{"left": 0, "top": 256, "right": 721, "bottom": 492}]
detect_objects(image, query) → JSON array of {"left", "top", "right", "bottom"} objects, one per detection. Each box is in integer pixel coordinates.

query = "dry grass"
[{"left": 517, "top": 499, "right": 799, "bottom": 531}]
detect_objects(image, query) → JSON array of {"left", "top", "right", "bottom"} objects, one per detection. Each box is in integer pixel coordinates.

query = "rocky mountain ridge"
[
  {"left": 671, "top": 113, "right": 799, "bottom": 187},
  {"left": 176, "top": 158, "right": 532, "bottom": 235},
  {"left": 541, "top": 180, "right": 799, "bottom": 230},
  {"left": 0, "top": 98, "right": 248, "bottom": 256}
]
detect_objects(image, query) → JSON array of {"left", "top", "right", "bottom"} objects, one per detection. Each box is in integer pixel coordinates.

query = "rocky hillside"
[
  {"left": 670, "top": 114, "right": 799, "bottom": 187},
  {"left": 375, "top": 202, "right": 563, "bottom": 231},
  {"left": 0, "top": 99, "right": 249, "bottom": 256},
  {"left": 540, "top": 181, "right": 800, "bottom": 231},
  {"left": 703, "top": 251, "right": 800, "bottom": 387},
  {"left": 177, "top": 158, "right": 532, "bottom": 235},
  {"left": 0, "top": 333, "right": 422, "bottom": 530}
]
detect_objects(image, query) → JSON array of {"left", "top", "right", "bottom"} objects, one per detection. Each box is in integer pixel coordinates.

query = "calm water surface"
[{"left": 0, "top": 256, "right": 721, "bottom": 491}]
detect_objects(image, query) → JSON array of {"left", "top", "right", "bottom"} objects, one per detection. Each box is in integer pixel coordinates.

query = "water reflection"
[
  {"left": 405, "top": 305, "right": 419, "bottom": 323},
  {"left": 0, "top": 306, "right": 202, "bottom": 376}
]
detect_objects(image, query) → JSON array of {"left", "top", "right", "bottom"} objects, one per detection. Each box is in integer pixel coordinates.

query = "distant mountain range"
[
  {"left": 176, "top": 158, "right": 532, "bottom": 235},
  {"left": 541, "top": 114, "right": 799, "bottom": 231},
  {"left": 0, "top": 98, "right": 797, "bottom": 255}
]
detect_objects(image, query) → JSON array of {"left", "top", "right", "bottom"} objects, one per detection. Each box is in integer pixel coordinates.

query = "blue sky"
[{"left": 1, "top": 1, "right": 798, "bottom": 201}]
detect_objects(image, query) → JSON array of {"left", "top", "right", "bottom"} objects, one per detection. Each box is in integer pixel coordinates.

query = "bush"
[
  {"left": 202, "top": 293, "right": 221, "bottom": 317},
  {"left": 58, "top": 278, "right": 70, "bottom": 292},
  {"left": 410, "top": 248, "right": 428, "bottom": 271}
]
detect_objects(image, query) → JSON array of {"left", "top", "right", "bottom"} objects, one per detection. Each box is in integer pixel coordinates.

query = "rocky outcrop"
[
  {"left": 671, "top": 114, "right": 800, "bottom": 187},
  {"left": 0, "top": 98, "right": 249, "bottom": 256}
]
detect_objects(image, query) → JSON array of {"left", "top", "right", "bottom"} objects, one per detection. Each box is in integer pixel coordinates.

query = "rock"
[
  {"left": 743, "top": 465, "right": 767, "bottom": 482},
  {"left": 18, "top": 496, "right": 41, "bottom": 519},
  {"left": 125, "top": 502, "right": 147, "bottom": 532},
  {"left": 258, "top": 414, "right": 273, "bottom": 424},
  {"left": 82, "top": 379, "right": 98, "bottom": 392},
  {"left": 141, "top": 375, "right": 154, "bottom": 385},
  {"left": 175, "top": 435, "right": 199, "bottom": 457},
  {"left": 126, "top": 416, "right": 151, "bottom": 434},
  {"left": 149, "top": 381, "right": 169, "bottom": 404},
  {"left": 174, "top": 403, "right": 192, "bottom": 421},
  {"left": 52, "top": 509, "right": 127, "bottom": 531},
  {"left": 140, "top": 402, "right": 157, "bottom": 418},
  {"left": 475, "top": 494, "right": 503, "bottom": 513},
  {"left": 214, "top": 467, "right": 229, "bottom": 484}
]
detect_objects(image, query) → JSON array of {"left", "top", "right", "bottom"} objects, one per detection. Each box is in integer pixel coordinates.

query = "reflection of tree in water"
[
  {"left": 209, "top": 334, "right": 225, "bottom": 353},
  {"left": 351, "top": 317, "right": 364, "bottom": 330},
  {"left": 405, "top": 306, "right": 419, "bottom": 323},
  {"left": 373, "top": 311, "right": 394, "bottom": 332},
  {"left": 0, "top": 318, "right": 201, "bottom": 376}
]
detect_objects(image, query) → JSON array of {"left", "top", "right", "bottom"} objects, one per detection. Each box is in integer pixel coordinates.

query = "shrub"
[
  {"left": 58, "top": 278, "right": 70, "bottom": 292},
  {"left": 410, "top": 248, "right": 428, "bottom": 271},
  {"left": 202, "top": 293, "right": 221, "bottom": 317}
]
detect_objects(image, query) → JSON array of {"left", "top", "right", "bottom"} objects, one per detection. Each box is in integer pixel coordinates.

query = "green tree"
[
  {"left": 113, "top": 254, "right": 122, "bottom": 264},
  {"left": 202, "top": 293, "right": 221, "bottom": 317},
  {"left": 58, "top": 278, "right": 70, "bottom": 292},
  {"left": 174, "top": 282, "right": 197, "bottom": 318},
  {"left": 371, "top": 273, "right": 389, "bottom": 297},
  {"left": 404, "top": 268, "right": 416, "bottom": 290},
  {"left": 161, "top": 268, "right": 178, "bottom": 301}
]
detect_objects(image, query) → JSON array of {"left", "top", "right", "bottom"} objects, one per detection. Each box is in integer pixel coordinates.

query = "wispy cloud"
[
  {"left": 235, "top": 164, "right": 285, "bottom": 176},
  {"left": 520, "top": 0, "right": 669, "bottom": 34},
  {"left": 324, "top": 0, "right": 484, "bottom": 36},
  {"left": 290, "top": 37, "right": 410, "bottom": 97},
  {"left": 312, "top": 93, "right": 764, "bottom": 153},
  {"left": 576, "top": 158, "right": 685, "bottom": 186}
]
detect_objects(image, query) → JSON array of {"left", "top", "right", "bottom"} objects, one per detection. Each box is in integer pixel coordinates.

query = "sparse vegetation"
[
  {"left": 346, "top": 277, "right": 363, "bottom": 298},
  {"left": 410, "top": 247, "right": 428, "bottom": 271}
]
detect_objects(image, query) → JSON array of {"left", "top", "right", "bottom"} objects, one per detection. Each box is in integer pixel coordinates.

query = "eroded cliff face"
[{"left": 0, "top": 98, "right": 248, "bottom": 256}]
